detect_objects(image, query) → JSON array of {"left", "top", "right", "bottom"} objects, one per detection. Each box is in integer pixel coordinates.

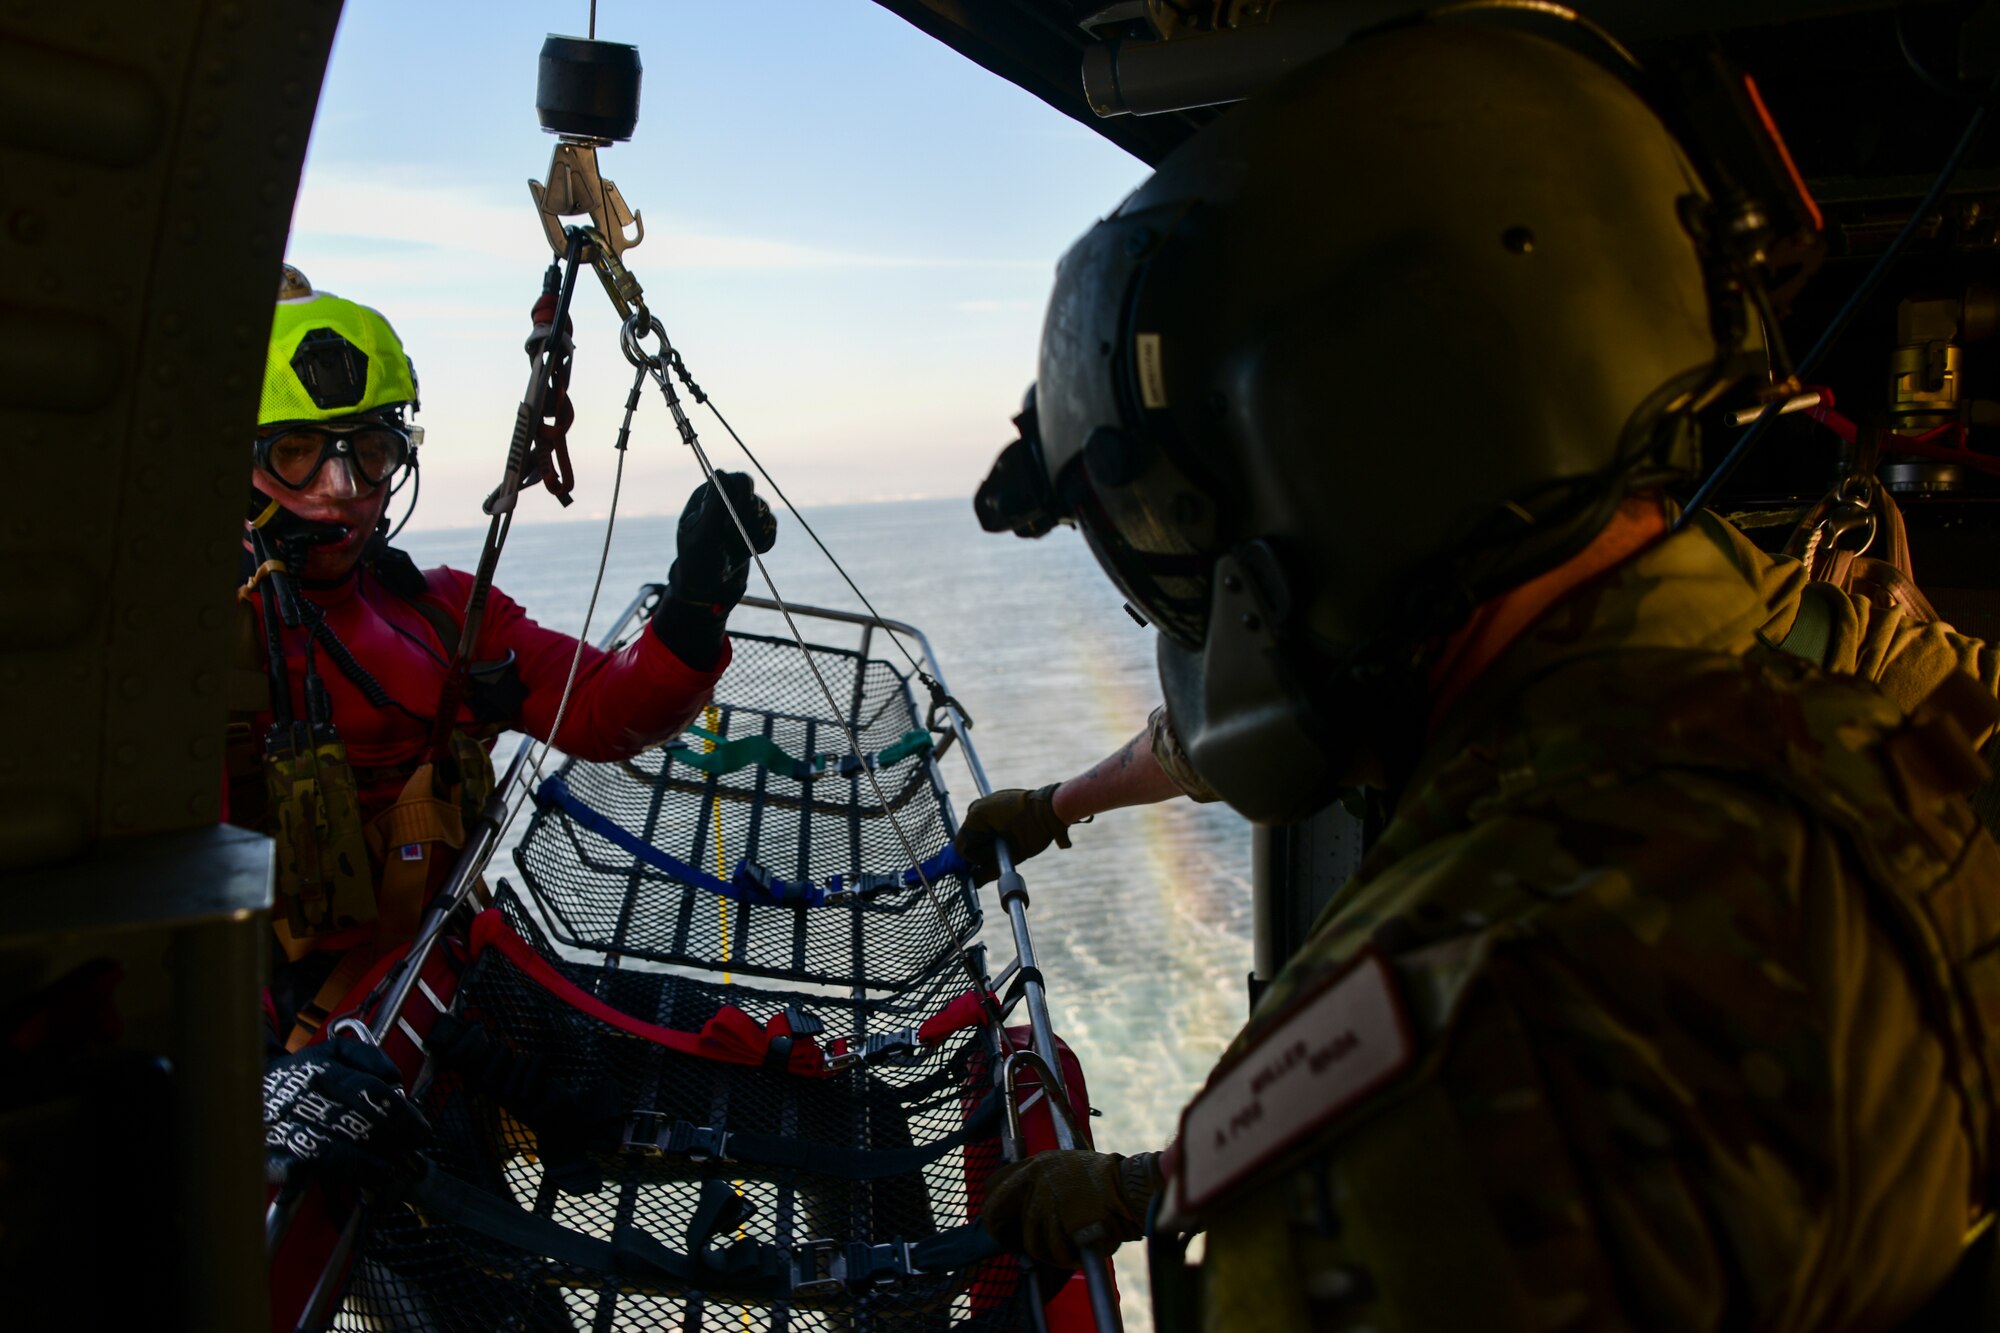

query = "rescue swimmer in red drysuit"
[{"left": 242, "top": 270, "right": 774, "bottom": 1189}]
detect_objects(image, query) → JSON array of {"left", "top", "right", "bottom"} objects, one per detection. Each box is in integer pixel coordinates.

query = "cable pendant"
[
  {"left": 665, "top": 350, "right": 938, "bottom": 689},
  {"left": 623, "top": 313, "right": 978, "bottom": 977}
]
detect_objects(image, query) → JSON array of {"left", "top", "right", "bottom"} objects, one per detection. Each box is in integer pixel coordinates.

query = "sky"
[{"left": 289, "top": 0, "right": 1149, "bottom": 530}]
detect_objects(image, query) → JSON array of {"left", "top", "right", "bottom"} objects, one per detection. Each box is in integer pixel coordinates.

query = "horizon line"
[{"left": 394, "top": 490, "right": 974, "bottom": 536}]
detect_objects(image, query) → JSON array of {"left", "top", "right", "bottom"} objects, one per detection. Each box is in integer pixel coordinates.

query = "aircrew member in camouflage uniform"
[
  {"left": 955, "top": 502, "right": 2000, "bottom": 874},
  {"left": 968, "top": 18, "right": 2000, "bottom": 1332}
]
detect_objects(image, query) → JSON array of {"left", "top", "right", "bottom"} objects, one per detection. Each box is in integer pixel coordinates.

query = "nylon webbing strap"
[
  {"left": 663, "top": 726, "right": 934, "bottom": 782},
  {"left": 1777, "top": 578, "right": 1839, "bottom": 668},
  {"left": 467, "top": 907, "right": 995, "bottom": 1077},
  {"left": 535, "top": 772, "right": 972, "bottom": 907},
  {"left": 407, "top": 1162, "right": 1001, "bottom": 1298},
  {"left": 624, "top": 1090, "right": 1004, "bottom": 1180}
]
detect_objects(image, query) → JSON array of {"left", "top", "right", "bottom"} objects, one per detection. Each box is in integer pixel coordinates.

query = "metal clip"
[
  {"left": 826, "top": 871, "right": 902, "bottom": 906},
  {"left": 528, "top": 140, "right": 644, "bottom": 262},
  {"left": 583, "top": 226, "right": 646, "bottom": 321},
  {"left": 787, "top": 1239, "right": 921, "bottom": 1297},
  {"left": 621, "top": 1114, "right": 731, "bottom": 1163},
  {"left": 824, "top": 1025, "right": 925, "bottom": 1071},
  {"left": 789, "top": 1238, "right": 845, "bottom": 1298},
  {"left": 845, "top": 1240, "right": 922, "bottom": 1287},
  {"left": 861, "top": 1027, "right": 924, "bottom": 1067}
]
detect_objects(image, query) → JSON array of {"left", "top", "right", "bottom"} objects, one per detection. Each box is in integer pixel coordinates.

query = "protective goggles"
[{"left": 253, "top": 419, "right": 418, "bottom": 491}]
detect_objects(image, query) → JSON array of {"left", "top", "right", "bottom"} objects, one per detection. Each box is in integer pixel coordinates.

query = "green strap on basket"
[{"left": 668, "top": 728, "right": 933, "bottom": 781}]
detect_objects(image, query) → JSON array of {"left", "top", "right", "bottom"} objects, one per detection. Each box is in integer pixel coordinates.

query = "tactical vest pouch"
[
  {"left": 264, "top": 721, "right": 376, "bottom": 961},
  {"left": 449, "top": 728, "right": 498, "bottom": 836}
]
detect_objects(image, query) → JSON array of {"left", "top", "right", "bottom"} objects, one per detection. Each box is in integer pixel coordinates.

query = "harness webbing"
[
  {"left": 622, "top": 1090, "right": 1002, "bottom": 1180},
  {"left": 662, "top": 726, "right": 934, "bottom": 782},
  {"left": 407, "top": 1166, "right": 1001, "bottom": 1300},
  {"left": 534, "top": 773, "right": 972, "bottom": 907},
  {"left": 471, "top": 908, "right": 832, "bottom": 1076},
  {"left": 468, "top": 909, "right": 994, "bottom": 1077}
]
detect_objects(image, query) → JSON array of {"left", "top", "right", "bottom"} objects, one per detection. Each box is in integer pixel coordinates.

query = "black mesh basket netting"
[
  {"left": 328, "top": 621, "right": 1038, "bottom": 1331},
  {"left": 333, "top": 888, "right": 1024, "bottom": 1333},
  {"left": 514, "top": 632, "right": 980, "bottom": 990}
]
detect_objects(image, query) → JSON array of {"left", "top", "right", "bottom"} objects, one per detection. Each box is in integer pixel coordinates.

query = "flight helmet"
[
  {"left": 977, "top": 17, "right": 1806, "bottom": 821},
  {"left": 261, "top": 265, "right": 418, "bottom": 428}
]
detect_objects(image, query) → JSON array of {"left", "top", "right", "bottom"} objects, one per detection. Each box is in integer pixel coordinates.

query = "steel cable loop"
[
  {"left": 634, "top": 344, "right": 982, "bottom": 982},
  {"left": 651, "top": 341, "right": 957, "bottom": 710},
  {"left": 620, "top": 308, "right": 667, "bottom": 372}
]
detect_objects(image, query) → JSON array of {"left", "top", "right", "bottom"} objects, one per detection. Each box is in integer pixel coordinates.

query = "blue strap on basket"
[{"left": 535, "top": 774, "right": 971, "bottom": 908}]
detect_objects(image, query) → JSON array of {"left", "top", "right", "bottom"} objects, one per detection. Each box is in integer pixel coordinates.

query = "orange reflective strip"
[{"left": 1742, "top": 72, "right": 1823, "bottom": 234}]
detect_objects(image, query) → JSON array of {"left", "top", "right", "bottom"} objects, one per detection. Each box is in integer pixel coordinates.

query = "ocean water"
[{"left": 397, "top": 496, "right": 1254, "bottom": 1327}]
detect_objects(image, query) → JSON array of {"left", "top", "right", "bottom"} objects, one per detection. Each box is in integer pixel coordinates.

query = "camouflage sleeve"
[
  {"left": 1419, "top": 777, "right": 1973, "bottom": 1330},
  {"left": 1479, "top": 782, "right": 1975, "bottom": 1329},
  {"left": 1203, "top": 767, "right": 1981, "bottom": 1332},
  {"left": 1147, "top": 703, "right": 1221, "bottom": 803}
]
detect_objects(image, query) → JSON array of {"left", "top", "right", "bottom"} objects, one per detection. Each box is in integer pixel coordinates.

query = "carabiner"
[{"left": 620, "top": 309, "right": 668, "bottom": 375}]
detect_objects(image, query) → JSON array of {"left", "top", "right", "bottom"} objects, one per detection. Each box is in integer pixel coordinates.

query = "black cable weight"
[{"left": 537, "top": 35, "right": 641, "bottom": 142}]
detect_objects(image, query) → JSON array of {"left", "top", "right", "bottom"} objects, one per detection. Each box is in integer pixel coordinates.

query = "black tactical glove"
[
  {"left": 652, "top": 470, "right": 778, "bottom": 670},
  {"left": 981, "top": 1149, "right": 1160, "bottom": 1268},
  {"left": 953, "top": 784, "right": 1072, "bottom": 886},
  {"left": 263, "top": 1037, "right": 430, "bottom": 1192}
]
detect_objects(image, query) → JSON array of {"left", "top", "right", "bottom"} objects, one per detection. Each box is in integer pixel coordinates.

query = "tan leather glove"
[
  {"left": 980, "top": 1149, "right": 1160, "bottom": 1267},
  {"left": 953, "top": 784, "right": 1071, "bottom": 886}
]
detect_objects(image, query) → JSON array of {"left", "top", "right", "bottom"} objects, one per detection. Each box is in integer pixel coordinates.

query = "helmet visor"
[{"left": 255, "top": 421, "right": 412, "bottom": 490}]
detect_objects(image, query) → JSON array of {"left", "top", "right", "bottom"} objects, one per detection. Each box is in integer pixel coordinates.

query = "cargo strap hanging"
[
  {"left": 661, "top": 726, "right": 935, "bottom": 782},
  {"left": 533, "top": 772, "right": 972, "bottom": 906},
  {"left": 521, "top": 262, "right": 579, "bottom": 506},
  {"left": 407, "top": 1166, "right": 1001, "bottom": 1301},
  {"left": 468, "top": 908, "right": 994, "bottom": 1077}
]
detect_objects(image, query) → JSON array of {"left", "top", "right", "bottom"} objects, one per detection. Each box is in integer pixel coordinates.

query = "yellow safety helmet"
[{"left": 260, "top": 265, "right": 418, "bottom": 426}]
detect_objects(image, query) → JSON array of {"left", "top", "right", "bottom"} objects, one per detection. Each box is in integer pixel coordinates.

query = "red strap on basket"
[
  {"left": 468, "top": 909, "right": 832, "bottom": 1077},
  {"left": 918, "top": 987, "right": 994, "bottom": 1044}
]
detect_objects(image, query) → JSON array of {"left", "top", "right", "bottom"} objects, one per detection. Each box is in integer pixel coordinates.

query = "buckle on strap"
[
  {"left": 861, "top": 1026, "right": 923, "bottom": 1066},
  {"left": 783, "top": 1003, "right": 824, "bottom": 1037},
  {"left": 789, "top": 1238, "right": 922, "bottom": 1296},
  {"left": 825, "top": 1025, "right": 923, "bottom": 1073},
  {"left": 621, "top": 1113, "right": 732, "bottom": 1163},
  {"left": 826, "top": 871, "right": 904, "bottom": 906}
]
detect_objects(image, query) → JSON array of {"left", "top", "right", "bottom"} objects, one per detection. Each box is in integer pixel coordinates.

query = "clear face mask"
[{"left": 312, "top": 454, "right": 362, "bottom": 500}]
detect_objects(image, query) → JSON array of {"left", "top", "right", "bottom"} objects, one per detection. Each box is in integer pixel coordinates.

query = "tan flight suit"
[{"left": 1171, "top": 515, "right": 2000, "bottom": 1331}]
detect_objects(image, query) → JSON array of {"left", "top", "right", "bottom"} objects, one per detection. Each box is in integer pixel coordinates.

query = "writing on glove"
[{"left": 264, "top": 1036, "right": 431, "bottom": 1192}]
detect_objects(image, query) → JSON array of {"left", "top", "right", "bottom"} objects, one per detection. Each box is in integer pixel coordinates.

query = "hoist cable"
[
  {"left": 1678, "top": 81, "right": 1997, "bottom": 527},
  {"left": 624, "top": 315, "right": 981, "bottom": 985},
  {"left": 658, "top": 351, "right": 958, "bottom": 709}
]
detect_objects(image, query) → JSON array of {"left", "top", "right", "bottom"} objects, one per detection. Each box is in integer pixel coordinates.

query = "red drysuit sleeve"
[{"left": 426, "top": 570, "right": 729, "bottom": 761}]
